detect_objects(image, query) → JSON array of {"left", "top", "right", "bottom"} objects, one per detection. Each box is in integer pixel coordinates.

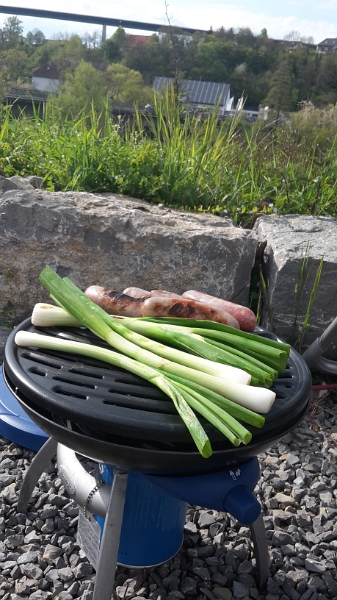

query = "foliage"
[
  {"left": 101, "top": 27, "right": 127, "bottom": 62},
  {"left": 0, "top": 16, "right": 23, "bottom": 48},
  {"left": 261, "top": 61, "right": 298, "bottom": 114},
  {"left": 3, "top": 17, "right": 337, "bottom": 112},
  {"left": 0, "top": 49, "right": 33, "bottom": 83},
  {"left": 31, "top": 35, "right": 85, "bottom": 72},
  {"left": 105, "top": 64, "right": 153, "bottom": 103},
  {"left": 25, "top": 29, "right": 46, "bottom": 46},
  {"left": 1, "top": 96, "right": 337, "bottom": 225},
  {"left": 290, "top": 101, "right": 337, "bottom": 149},
  {"left": 48, "top": 61, "right": 107, "bottom": 118}
]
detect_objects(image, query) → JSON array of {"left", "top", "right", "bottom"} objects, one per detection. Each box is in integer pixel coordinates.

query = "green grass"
[{"left": 1, "top": 95, "right": 337, "bottom": 224}]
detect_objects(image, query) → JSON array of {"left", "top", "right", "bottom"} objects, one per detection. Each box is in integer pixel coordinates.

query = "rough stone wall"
[
  {"left": 1, "top": 191, "right": 337, "bottom": 362},
  {"left": 0, "top": 190, "right": 257, "bottom": 360}
]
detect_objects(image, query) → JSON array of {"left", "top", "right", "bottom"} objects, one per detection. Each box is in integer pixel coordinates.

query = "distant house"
[
  {"left": 32, "top": 64, "right": 61, "bottom": 92},
  {"left": 127, "top": 35, "right": 149, "bottom": 49},
  {"left": 316, "top": 38, "right": 337, "bottom": 53},
  {"left": 153, "top": 76, "right": 232, "bottom": 115}
]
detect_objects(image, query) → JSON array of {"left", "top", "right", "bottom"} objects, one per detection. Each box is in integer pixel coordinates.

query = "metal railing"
[
  {"left": 5, "top": 86, "right": 50, "bottom": 102},
  {"left": 109, "top": 100, "right": 148, "bottom": 112}
]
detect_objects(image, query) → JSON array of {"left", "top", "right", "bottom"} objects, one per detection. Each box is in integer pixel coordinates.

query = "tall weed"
[{"left": 0, "top": 98, "right": 337, "bottom": 220}]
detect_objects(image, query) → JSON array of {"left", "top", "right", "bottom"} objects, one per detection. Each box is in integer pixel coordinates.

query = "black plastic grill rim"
[
  {"left": 2, "top": 365, "right": 311, "bottom": 475},
  {"left": 4, "top": 318, "right": 311, "bottom": 445}
]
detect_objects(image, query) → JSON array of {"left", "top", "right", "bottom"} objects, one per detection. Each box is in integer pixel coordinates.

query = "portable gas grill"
[{"left": 3, "top": 318, "right": 312, "bottom": 600}]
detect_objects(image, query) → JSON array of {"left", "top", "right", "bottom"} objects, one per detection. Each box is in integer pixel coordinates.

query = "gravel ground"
[{"left": 0, "top": 391, "right": 336, "bottom": 600}]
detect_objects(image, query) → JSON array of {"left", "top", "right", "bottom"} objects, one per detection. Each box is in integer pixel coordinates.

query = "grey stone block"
[
  {"left": 0, "top": 191, "right": 258, "bottom": 336},
  {"left": 254, "top": 215, "right": 337, "bottom": 350}
]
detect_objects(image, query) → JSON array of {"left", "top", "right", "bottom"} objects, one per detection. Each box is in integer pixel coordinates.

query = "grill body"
[{"left": 3, "top": 319, "right": 312, "bottom": 475}]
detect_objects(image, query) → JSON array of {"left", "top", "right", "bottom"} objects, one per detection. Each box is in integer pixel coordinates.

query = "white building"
[{"left": 32, "top": 64, "right": 61, "bottom": 92}]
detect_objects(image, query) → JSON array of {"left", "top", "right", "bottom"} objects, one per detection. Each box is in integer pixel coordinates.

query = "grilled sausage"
[
  {"left": 141, "top": 296, "right": 240, "bottom": 327},
  {"left": 84, "top": 286, "right": 144, "bottom": 317},
  {"left": 182, "top": 290, "right": 256, "bottom": 332}
]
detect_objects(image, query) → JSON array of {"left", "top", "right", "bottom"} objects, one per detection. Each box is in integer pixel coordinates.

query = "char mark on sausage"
[
  {"left": 84, "top": 285, "right": 145, "bottom": 317},
  {"left": 142, "top": 296, "right": 240, "bottom": 327},
  {"left": 182, "top": 290, "right": 256, "bottom": 332}
]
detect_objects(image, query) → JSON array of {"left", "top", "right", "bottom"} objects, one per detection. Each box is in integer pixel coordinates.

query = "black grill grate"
[{"left": 4, "top": 319, "right": 311, "bottom": 451}]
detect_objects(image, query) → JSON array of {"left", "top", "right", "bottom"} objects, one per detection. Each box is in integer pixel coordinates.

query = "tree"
[
  {"left": 189, "top": 41, "right": 229, "bottom": 81},
  {"left": 0, "top": 69, "right": 7, "bottom": 101},
  {"left": 258, "top": 28, "right": 268, "bottom": 39},
  {"left": 315, "top": 53, "right": 337, "bottom": 105},
  {"left": 112, "top": 27, "right": 127, "bottom": 49},
  {"left": 124, "top": 34, "right": 175, "bottom": 84},
  {"left": 32, "top": 29, "right": 45, "bottom": 45},
  {"left": 0, "top": 48, "right": 33, "bottom": 82},
  {"left": 214, "top": 27, "right": 235, "bottom": 42},
  {"left": 90, "top": 30, "right": 101, "bottom": 50},
  {"left": 105, "top": 63, "right": 153, "bottom": 103},
  {"left": 0, "top": 16, "right": 23, "bottom": 47},
  {"left": 101, "top": 27, "right": 127, "bottom": 62},
  {"left": 102, "top": 37, "right": 121, "bottom": 62},
  {"left": 235, "top": 27, "right": 256, "bottom": 48},
  {"left": 25, "top": 29, "right": 45, "bottom": 46},
  {"left": 284, "top": 31, "right": 301, "bottom": 41},
  {"left": 50, "top": 61, "right": 107, "bottom": 118},
  {"left": 25, "top": 31, "right": 34, "bottom": 46},
  {"left": 52, "top": 35, "right": 85, "bottom": 71},
  {"left": 284, "top": 31, "right": 314, "bottom": 45},
  {"left": 262, "top": 61, "right": 298, "bottom": 116},
  {"left": 32, "top": 35, "right": 85, "bottom": 72}
]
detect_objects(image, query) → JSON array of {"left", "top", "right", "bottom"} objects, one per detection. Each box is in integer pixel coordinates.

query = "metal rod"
[
  {"left": 318, "top": 316, "right": 337, "bottom": 351},
  {"left": 249, "top": 513, "right": 268, "bottom": 590},
  {"left": 18, "top": 437, "right": 58, "bottom": 513},
  {"left": 92, "top": 470, "right": 128, "bottom": 600}
]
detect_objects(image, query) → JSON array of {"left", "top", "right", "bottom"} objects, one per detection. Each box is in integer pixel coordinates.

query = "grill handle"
[
  {"left": 302, "top": 316, "right": 337, "bottom": 373},
  {"left": 222, "top": 485, "right": 261, "bottom": 525}
]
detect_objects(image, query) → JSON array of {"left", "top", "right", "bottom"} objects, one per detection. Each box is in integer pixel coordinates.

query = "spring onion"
[
  {"left": 20, "top": 266, "right": 285, "bottom": 455},
  {"left": 15, "top": 330, "right": 212, "bottom": 458},
  {"left": 32, "top": 300, "right": 251, "bottom": 385},
  {"left": 32, "top": 303, "right": 82, "bottom": 328},
  {"left": 33, "top": 275, "right": 277, "bottom": 413},
  {"left": 129, "top": 318, "right": 290, "bottom": 373},
  {"left": 118, "top": 318, "right": 277, "bottom": 387},
  {"left": 163, "top": 372, "right": 265, "bottom": 429}
]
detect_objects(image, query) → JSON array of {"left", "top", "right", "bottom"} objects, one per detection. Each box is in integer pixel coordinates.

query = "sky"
[{"left": 0, "top": 0, "right": 337, "bottom": 44}]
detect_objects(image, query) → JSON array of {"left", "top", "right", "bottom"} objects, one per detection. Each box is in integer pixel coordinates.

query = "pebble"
[{"left": 0, "top": 391, "right": 336, "bottom": 599}]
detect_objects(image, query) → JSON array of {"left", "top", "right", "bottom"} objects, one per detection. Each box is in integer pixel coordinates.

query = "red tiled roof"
[{"left": 127, "top": 35, "right": 149, "bottom": 48}]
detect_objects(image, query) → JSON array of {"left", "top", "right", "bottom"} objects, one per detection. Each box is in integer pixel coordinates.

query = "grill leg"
[
  {"left": 249, "top": 513, "right": 269, "bottom": 590},
  {"left": 18, "top": 437, "right": 58, "bottom": 513},
  {"left": 93, "top": 469, "right": 128, "bottom": 600}
]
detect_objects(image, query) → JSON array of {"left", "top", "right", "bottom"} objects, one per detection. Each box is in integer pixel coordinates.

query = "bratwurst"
[
  {"left": 84, "top": 286, "right": 144, "bottom": 317},
  {"left": 182, "top": 290, "right": 256, "bottom": 332},
  {"left": 141, "top": 296, "right": 240, "bottom": 328}
]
